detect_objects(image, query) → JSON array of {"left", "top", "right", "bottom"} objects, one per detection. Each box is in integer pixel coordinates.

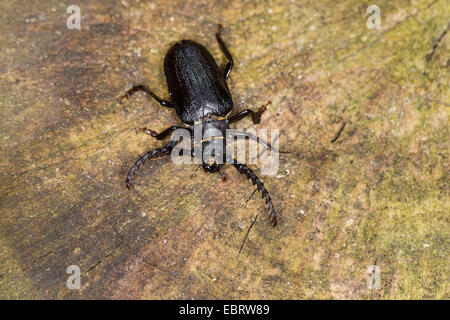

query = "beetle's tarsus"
[
  {"left": 217, "top": 24, "right": 224, "bottom": 35},
  {"left": 227, "top": 101, "right": 271, "bottom": 125},
  {"left": 254, "top": 101, "right": 271, "bottom": 123},
  {"left": 135, "top": 127, "right": 157, "bottom": 136},
  {"left": 119, "top": 85, "right": 174, "bottom": 108},
  {"left": 216, "top": 24, "right": 234, "bottom": 79}
]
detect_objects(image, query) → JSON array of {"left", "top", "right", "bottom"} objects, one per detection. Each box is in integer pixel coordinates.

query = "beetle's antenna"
[
  {"left": 190, "top": 165, "right": 202, "bottom": 179},
  {"left": 126, "top": 140, "right": 177, "bottom": 189},
  {"left": 232, "top": 159, "right": 277, "bottom": 226},
  {"left": 219, "top": 167, "right": 228, "bottom": 182}
]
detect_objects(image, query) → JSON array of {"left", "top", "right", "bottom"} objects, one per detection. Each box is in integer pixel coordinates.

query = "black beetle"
[{"left": 119, "top": 25, "right": 277, "bottom": 226}]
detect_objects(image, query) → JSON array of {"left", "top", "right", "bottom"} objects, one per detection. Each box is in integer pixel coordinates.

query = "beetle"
[{"left": 119, "top": 25, "right": 277, "bottom": 226}]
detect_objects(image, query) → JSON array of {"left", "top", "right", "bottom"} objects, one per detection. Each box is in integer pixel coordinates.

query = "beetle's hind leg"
[
  {"left": 118, "top": 84, "right": 174, "bottom": 108},
  {"left": 135, "top": 126, "right": 191, "bottom": 141},
  {"left": 216, "top": 24, "right": 233, "bottom": 79},
  {"left": 227, "top": 101, "right": 271, "bottom": 124}
]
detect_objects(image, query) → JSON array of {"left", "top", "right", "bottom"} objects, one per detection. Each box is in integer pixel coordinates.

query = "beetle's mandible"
[{"left": 119, "top": 25, "right": 277, "bottom": 226}]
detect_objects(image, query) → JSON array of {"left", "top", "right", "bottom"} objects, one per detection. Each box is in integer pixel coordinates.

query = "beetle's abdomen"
[{"left": 164, "top": 40, "right": 233, "bottom": 124}]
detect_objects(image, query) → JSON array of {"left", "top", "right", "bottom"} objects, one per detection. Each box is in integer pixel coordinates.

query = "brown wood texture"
[{"left": 0, "top": 0, "right": 448, "bottom": 299}]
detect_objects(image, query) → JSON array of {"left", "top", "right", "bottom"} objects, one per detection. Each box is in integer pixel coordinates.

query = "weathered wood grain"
[{"left": 0, "top": 0, "right": 448, "bottom": 299}]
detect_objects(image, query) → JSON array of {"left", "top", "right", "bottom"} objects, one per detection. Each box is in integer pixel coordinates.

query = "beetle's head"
[
  {"left": 203, "top": 157, "right": 220, "bottom": 173},
  {"left": 199, "top": 133, "right": 225, "bottom": 173}
]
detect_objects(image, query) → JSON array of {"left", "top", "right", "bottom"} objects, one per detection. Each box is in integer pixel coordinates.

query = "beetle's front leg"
[
  {"left": 118, "top": 84, "right": 175, "bottom": 108},
  {"left": 227, "top": 101, "right": 271, "bottom": 124},
  {"left": 135, "top": 126, "right": 190, "bottom": 141}
]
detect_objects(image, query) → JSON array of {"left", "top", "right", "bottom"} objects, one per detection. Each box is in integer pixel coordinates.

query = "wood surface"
[{"left": 0, "top": 0, "right": 448, "bottom": 299}]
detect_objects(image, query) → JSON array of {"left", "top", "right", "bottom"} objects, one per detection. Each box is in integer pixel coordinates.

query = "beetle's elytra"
[{"left": 119, "top": 25, "right": 277, "bottom": 226}]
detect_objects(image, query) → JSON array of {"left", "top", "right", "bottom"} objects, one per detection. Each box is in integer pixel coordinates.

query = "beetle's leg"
[
  {"left": 216, "top": 24, "right": 233, "bottom": 79},
  {"left": 135, "top": 126, "right": 191, "bottom": 141},
  {"left": 228, "top": 131, "right": 278, "bottom": 153},
  {"left": 232, "top": 159, "right": 277, "bottom": 226},
  {"left": 126, "top": 140, "right": 177, "bottom": 189},
  {"left": 118, "top": 85, "right": 174, "bottom": 108},
  {"left": 227, "top": 101, "right": 271, "bottom": 124}
]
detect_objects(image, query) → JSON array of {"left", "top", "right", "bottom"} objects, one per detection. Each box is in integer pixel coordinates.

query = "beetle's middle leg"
[
  {"left": 118, "top": 84, "right": 174, "bottom": 108},
  {"left": 227, "top": 101, "right": 271, "bottom": 124},
  {"left": 228, "top": 131, "right": 277, "bottom": 152},
  {"left": 216, "top": 24, "right": 233, "bottom": 79},
  {"left": 135, "top": 126, "right": 191, "bottom": 141}
]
